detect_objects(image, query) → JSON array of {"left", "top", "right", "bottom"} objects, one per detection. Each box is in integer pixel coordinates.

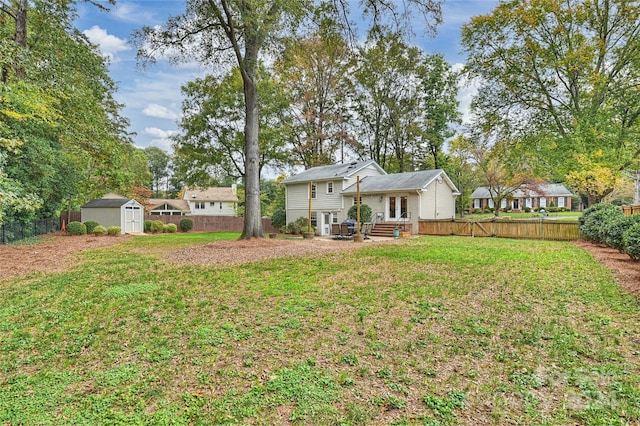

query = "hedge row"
[
  {"left": 578, "top": 203, "right": 640, "bottom": 261},
  {"left": 67, "top": 221, "right": 121, "bottom": 236}
]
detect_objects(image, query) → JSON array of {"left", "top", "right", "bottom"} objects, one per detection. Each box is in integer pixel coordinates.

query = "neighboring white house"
[
  {"left": 81, "top": 195, "right": 144, "bottom": 234},
  {"left": 281, "top": 161, "right": 459, "bottom": 236},
  {"left": 183, "top": 186, "right": 239, "bottom": 216}
]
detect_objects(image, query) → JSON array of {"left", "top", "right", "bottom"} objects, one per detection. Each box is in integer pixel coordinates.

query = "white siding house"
[
  {"left": 282, "top": 161, "right": 459, "bottom": 236},
  {"left": 183, "top": 186, "right": 239, "bottom": 216}
]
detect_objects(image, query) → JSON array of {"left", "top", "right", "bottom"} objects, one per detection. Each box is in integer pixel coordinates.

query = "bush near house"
[
  {"left": 93, "top": 225, "right": 107, "bottom": 236},
  {"left": 144, "top": 220, "right": 152, "bottom": 232},
  {"left": 107, "top": 226, "right": 121, "bottom": 236},
  {"left": 347, "top": 204, "right": 372, "bottom": 223},
  {"left": 150, "top": 220, "right": 165, "bottom": 233},
  {"left": 66, "top": 221, "right": 86, "bottom": 236},
  {"left": 179, "top": 218, "right": 193, "bottom": 233},
  {"left": 83, "top": 221, "right": 100, "bottom": 234},
  {"left": 579, "top": 203, "right": 640, "bottom": 261},
  {"left": 285, "top": 217, "right": 309, "bottom": 234},
  {"left": 166, "top": 223, "right": 178, "bottom": 233}
]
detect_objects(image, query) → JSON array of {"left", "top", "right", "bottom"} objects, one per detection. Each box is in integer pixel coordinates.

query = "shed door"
[{"left": 125, "top": 206, "right": 143, "bottom": 233}]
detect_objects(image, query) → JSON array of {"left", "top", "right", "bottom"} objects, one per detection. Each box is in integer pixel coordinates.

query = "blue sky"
[{"left": 74, "top": 0, "right": 498, "bottom": 152}]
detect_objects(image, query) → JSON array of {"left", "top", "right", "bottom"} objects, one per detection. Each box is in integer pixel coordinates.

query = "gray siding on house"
[{"left": 81, "top": 208, "right": 122, "bottom": 228}]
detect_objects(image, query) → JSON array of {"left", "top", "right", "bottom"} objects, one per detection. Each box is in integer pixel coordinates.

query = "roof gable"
[
  {"left": 342, "top": 170, "right": 457, "bottom": 193},
  {"left": 183, "top": 187, "right": 239, "bottom": 202},
  {"left": 281, "top": 160, "right": 386, "bottom": 184}
]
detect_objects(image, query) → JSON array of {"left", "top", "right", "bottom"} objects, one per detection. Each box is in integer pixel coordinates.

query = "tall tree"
[
  {"left": 275, "top": 11, "right": 355, "bottom": 168},
  {"left": 462, "top": 0, "right": 640, "bottom": 201},
  {"left": 144, "top": 146, "right": 171, "bottom": 197},
  {"left": 173, "top": 66, "right": 291, "bottom": 186},
  {"left": 135, "top": 0, "right": 442, "bottom": 239}
]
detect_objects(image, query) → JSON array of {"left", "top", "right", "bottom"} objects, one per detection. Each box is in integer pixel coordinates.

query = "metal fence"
[{"left": 0, "top": 218, "right": 60, "bottom": 245}]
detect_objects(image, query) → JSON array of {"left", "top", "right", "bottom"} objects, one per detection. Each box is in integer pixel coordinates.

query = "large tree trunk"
[{"left": 239, "top": 46, "right": 264, "bottom": 239}]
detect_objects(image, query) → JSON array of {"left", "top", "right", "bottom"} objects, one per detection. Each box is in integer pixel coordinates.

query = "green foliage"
[
  {"left": 83, "top": 221, "right": 100, "bottom": 234},
  {"left": 150, "top": 220, "right": 165, "bottom": 233},
  {"left": 179, "top": 218, "right": 193, "bottom": 233},
  {"left": 348, "top": 204, "right": 372, "bottom": 223},
  {"left": 92, "top": 225, "right": 107, "bottom": 236},
  {"left": 144, "top": 220, "right": 152, "bottom": 232},
  {"left": 166, "top": 223, "right": 178, "bottom": 233},
  {"left": 623, "top": 223, "right": 640, "bottom": 261},
  {"left": 423, "top": 390, "right": 466, "bottom": 422},
  {"left": 271, "top": 208, "right": 286, "bottom": 229},
  {"left": 285, "top": 217, "right": 310, "bottom": 234},
  {"left": 602, "top": 214, "right": 640, "bottom": 252},
  {"left": 107, "top": 226, "right": 121, "bottom": 236},
  {"left": 66, "top": 221, "right": 86, "bottom": 236},
  {"left": 578, "top": 203, "right": 622, "bottom": 242}
]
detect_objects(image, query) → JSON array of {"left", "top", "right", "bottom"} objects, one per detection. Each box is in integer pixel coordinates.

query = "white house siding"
[
  {"left": 420, "top": 181, "right": 456, "bottom": 220},
  {"left": 188, "top": 201, "right": 236, "bottom": 216}
]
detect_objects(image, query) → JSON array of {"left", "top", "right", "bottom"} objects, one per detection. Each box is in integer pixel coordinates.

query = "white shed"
[{"left": 81, "top": 197, "right": 144, "bottom": 234}]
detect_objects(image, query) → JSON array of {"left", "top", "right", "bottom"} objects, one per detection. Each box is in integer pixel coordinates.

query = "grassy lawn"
[{"left": 1, "top": 234, "right": 639, "bottom": 425}]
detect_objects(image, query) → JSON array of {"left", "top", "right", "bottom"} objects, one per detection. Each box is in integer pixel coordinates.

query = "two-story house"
[
  {"left": 282, "top": 161, "right": 459, "bottom": 236},
  {"left": 183, "top": 186, "right": 239, "bottom": 216}
]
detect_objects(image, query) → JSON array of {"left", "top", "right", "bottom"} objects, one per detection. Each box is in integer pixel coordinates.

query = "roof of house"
[
  {"left": 81, "top": 198, "right": 138, "bottom": 208},
  {"left": 146, "top": 199, "right": 191, "bottom": 212},
  {"left": 342, "top": 169, "right": 457, "bottom": 194},
  {"left": 281, "top": 160, "right": 386, "bottom": 184},
  {"left": 471, "top": 183, "right": 573, "bottom": 198},
  {"left": 183, "top": 187, "right": 239, "bottom": 202}
]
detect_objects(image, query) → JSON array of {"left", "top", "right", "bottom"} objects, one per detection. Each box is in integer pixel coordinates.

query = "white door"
[
  {"left": 125, "top": 206, "right": 142, "bottom": 233},
  {"left": 387, "top": 196, "right": 408, "bottom": 221}
]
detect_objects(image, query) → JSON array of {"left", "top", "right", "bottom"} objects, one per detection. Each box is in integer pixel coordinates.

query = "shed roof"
[
  {"left": 342, "top": 170, "right": 457, "bottom": 194},
  {"left": 183, "top": 187, "right": 239, "bottom": 202},
  {"left": 81, "top": 198, "right": 136, "bottom": 208},
  {"left": 281, "top": 160, "right": 386, "bottom": 184}
]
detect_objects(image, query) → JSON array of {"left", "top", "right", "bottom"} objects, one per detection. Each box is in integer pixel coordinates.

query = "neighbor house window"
[
  {"left": 210, "top": 202, "right": 215, "bottom": 207},
  {"left": 220, "top": 202, "right": 223, "bottom": 210},
  {"left": 327, "top": 182, "right": 334, "bottom": 194},
  {"left": 195, "top": 202, "right": 205, "bottom": 209},
  {"left": 488, "top": 199, "right": 495, "bottom": 208},
  {"left": 558, "top": 197, "right": 565, "bottom": 208},
  {"left": 539, "top": 198, "right": 547, "bottom": 208},
  {"left": 473, "top": 199, "right": 481, "bottom": 209}
]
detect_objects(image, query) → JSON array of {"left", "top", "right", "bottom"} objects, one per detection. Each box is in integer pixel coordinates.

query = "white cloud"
[
  {"left": 142, "top": 128, "right": 178, "bottom": 151},
  {"left": 112, "top": 2, "right": 158, "bottom": 24},
  {"left": 144, "top": 127, "right": 177, "bottom": 139},
  {"left": 83, "top": 25, "right": 130, "bottom": 63},
  {"left": 452, "top": 62, "right": 482, "bottom": 125},
  {"left": 143, "top": 103, "right": 179, "bottom": 120}
]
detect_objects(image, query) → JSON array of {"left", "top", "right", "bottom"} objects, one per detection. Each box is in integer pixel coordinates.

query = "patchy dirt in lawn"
[
  {"left": 574, "top": 240, "right": 640, "bottom": 297},
  {"left": 0, "top": 233, "right": 131, "bottom": 280},
  {"left": 1, "top": 233, "right": 639, "bottom": 299}
]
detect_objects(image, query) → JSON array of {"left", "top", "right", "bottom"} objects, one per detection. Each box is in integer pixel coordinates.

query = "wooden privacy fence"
[
  {"left": 622, "top": 205, "right": 640, "bottom": 216},
  {"left": 60, "top": 211, "right": 279, "bottom": 234},
  {"left": 419, "top": 219, "right": 583, "bottom": 241}
]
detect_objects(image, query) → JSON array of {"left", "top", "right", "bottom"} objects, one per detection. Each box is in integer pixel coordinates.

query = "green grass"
[{"left": 1, "top": 233, "right": 639, "bottom": 425}]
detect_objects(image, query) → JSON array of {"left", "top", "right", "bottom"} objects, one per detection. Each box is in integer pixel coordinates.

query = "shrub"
[
  {"left": 179, "top": 218, "right": 193, "bottom": 232},
  {"left": 83, "top": 220, "right": 100, "bottom": 234},
  {"left": 166, "top": 223, "right": 178, "bottom": 233},
  {"left": 150, "top": 220, "right": 165, "bottom": 233},
  {"left": 271, "top": 208, "right": 286, "bottom": 229},
  {"left": 107, "top": 226, "right": 121, "bottom": 236},
  {"left": 144, "top": 220, "right": 152, "bottom": 232},
  {"left": 347, "top": 204, "right": 372, "bottom": 223},
  {"left": 285, "top": 217, "right": 309, "bottom": 234},
  {"left": 67, "top": 221, "right": 86, "bottom": 236},
  {"left": 93, "top": 225, "right": 107, "bottom": 236},
  {"left": 623, "top": 223, "right": 640, "bottom": 261},
  {"left": 602, "top": 214, "right": 640, "bottom": 252},
  {"left": 578, "top": 203, "right": 623, "bottom": 243},
  {"left": 524, "top": 207, "right": 531, "bottom": 213}
]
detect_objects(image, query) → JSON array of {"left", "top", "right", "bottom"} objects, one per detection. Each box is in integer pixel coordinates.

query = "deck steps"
[{"left": 369, "top": 223, "right": 412, "bottom": 237}]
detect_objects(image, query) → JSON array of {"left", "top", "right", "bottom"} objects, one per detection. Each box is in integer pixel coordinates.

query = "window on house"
[
  {"left": 220, "top": 202, "right": 223, "bottom": 210},
  {"left": 195, "top": 202, "right": 205, "bottom": 209},
  {"left": 332, "top": 214, "right": 338, "bottom": 224},
  {"left": 327, "top": 182, "right": 333, "bottom": 194},
  {"left": 558, "top": 197, "right": 565, "bottom": 208},
  {"left": 500, "top": 199, "right": 507, "bottom": 208},
  {"left": 353, "top": 197, "right": 362, "bottom": 205},
  {"left": 210, "top": 202, "right": 215, "bottom": 207},
  {"left": 488, "top": 199, "right": 495, "bottom": 208},
  {"left": 311, "top": 211, "right": 317, "bottom": 227},
  {"left": 473, "top": 199, "right": 481, "bottom": 209},
  {"left": 311, "top": 184, "right": 317, "bottom": 199},
  {"left": 540, "top": 198, "right": 547, "bottom": 208}
]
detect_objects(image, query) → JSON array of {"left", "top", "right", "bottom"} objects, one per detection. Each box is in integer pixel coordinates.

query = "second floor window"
[
  {"left": 327, "top": 182, "right": 333, "bottom": 194},
  {"left": 311, "top": 184, "right": 317, "bottom": 199}
]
